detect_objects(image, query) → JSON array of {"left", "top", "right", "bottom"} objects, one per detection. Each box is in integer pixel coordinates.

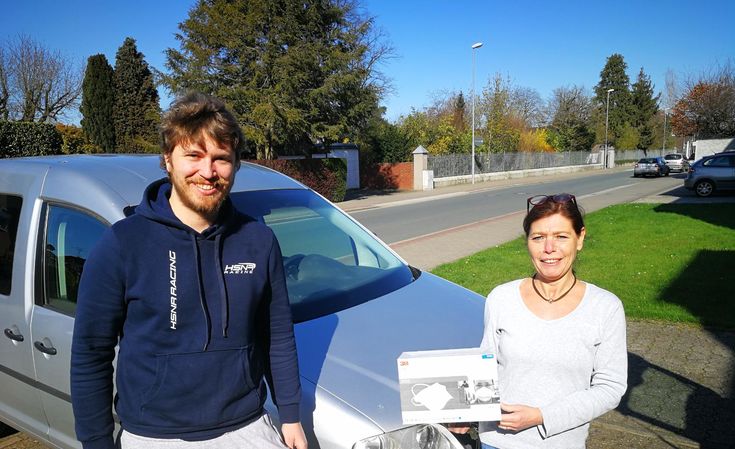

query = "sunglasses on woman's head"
[{"left": 526, "top": 193, "right": 577, "bottom": 213}]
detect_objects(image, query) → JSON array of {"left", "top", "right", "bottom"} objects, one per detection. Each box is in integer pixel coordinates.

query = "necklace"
[{"left": 531, "top": 273, "right": 577, "bottom": 303}]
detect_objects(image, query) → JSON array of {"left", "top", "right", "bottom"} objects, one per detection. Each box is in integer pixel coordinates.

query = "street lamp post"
[
  {"left": 604, "top": 88, "right": 615, "bottom": 169},
  {"left": 471, "top": 42, "right": 483, "bottom": 184}
]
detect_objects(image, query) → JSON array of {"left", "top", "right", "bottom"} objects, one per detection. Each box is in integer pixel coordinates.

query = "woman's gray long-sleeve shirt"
[{"left": 479, "top": 280, "right": 627, "bottom": 449}]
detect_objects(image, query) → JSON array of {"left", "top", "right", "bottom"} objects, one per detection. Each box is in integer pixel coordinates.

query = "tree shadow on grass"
[
  {"left": 635, "top": 203, "right": 735, "bottom": 447},
  {"left": 653, "top": 202, "right": 735, "bottom": 231},
  {"left": 657, "top": 249, "right": 735, "bottom": 329}
]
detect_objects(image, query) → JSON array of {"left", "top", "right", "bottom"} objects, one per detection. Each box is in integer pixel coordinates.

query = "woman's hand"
[{"left": 498, "top": 403, "right": 543, "bottom": 432}]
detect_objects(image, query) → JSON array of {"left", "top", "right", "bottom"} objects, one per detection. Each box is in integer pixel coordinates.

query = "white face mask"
[
  {"left": 475, "top": 386, "right": 494, "bottom": 401},
  {"left": 410, "top": 383, "right": 453, "bottom": 411}
]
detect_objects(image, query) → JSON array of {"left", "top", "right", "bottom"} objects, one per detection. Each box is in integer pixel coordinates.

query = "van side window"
[
  {"left": 43, "top": 205, "right": 107, "bottom": 316},
  {"left": 0, "top": 194, "right": 23, "bottom": 295}
]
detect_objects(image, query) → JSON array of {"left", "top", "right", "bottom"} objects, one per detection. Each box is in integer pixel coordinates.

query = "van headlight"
[{"left": 352, "top": 424, "right": 460, "bottom": 449}]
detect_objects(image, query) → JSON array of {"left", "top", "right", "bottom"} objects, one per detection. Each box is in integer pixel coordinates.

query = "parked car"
[
  {"left": 663, "top": 153, "right": 688, "bottom": 173},
  {"left": 684, "top": 152, "right": 735, "bottom": 197},
  {"left": 633, "top": 157, "right": 670, "bottom": 177},
  {"left": 0, "top": 155, "right": 482, "bottom": 449}
]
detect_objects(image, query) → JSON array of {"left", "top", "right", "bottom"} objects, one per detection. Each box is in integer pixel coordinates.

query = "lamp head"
[
  {"left": 607, "top": 88, "right": 615, "bottom": 93},
  {"left": 472, "top": 42, "right": 483, "bottom": 49}
]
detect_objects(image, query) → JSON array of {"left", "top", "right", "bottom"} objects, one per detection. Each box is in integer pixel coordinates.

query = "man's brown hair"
[{"left": 159, "top": 92, "right": 245, "bottom": 169}]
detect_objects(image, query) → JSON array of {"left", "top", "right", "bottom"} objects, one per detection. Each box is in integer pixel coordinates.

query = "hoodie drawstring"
[
  {"left": 192, "top": 237, "right": 212, "bottom": 351},
  {"left": 214, "top": 234, "right": 230, "bottom": 338}
]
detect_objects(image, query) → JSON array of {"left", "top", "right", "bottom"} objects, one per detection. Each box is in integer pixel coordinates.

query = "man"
[{"left": 71, "top": 92, "right": 306, "bottom": 449}]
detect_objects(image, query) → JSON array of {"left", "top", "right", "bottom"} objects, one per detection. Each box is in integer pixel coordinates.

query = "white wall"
[{"left": 692, "top": 138, "right": 735, "bottom": 160}]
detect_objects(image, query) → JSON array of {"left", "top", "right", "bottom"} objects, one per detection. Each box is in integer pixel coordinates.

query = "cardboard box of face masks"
[{"left": 397, "top": 347, "right": 501, "bottom": 424}]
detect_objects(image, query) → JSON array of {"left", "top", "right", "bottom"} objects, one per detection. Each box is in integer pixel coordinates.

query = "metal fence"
[
  {"left": 427, "top": 151, "right": 600, "bottom": 178},
  {"left": 615, "top": 149, "right": 674, "bottom": 161}
]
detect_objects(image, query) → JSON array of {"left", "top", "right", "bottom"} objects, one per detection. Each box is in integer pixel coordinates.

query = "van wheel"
[{"left": 695, "top": 180, "right": 714, "bottom": 197}]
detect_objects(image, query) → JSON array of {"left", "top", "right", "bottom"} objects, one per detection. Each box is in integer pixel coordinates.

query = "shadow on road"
[{"left": 622, "top": 347, "right": 735, "bottom": 448}]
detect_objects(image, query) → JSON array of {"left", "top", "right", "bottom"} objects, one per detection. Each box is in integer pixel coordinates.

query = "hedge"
[
  {"left": 250, "top": 158, "right": 347, "bottom": 202},
  {"left": 0, "top": 121, "right": 64, "bottom": 158}
]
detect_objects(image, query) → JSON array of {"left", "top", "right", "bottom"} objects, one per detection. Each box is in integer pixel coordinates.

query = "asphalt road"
[{"left": 351, "top": 169, "right": 685, "bottom": 244}]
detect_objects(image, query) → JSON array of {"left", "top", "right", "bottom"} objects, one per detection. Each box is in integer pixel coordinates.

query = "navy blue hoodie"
[{"left": 71, "top": 179, "right": 301, "bottom": 449}]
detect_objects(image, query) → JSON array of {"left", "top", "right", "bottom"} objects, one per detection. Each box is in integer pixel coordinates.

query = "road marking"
[{"left": 577, "top": 182, "right": 640, "bottom": 199}]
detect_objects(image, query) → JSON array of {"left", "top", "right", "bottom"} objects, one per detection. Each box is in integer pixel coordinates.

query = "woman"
[{"left": 478, "top": 193, "right": 627, "bottom": 449}]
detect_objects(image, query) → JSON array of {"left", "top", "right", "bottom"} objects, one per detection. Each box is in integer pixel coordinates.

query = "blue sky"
[{"left": 3, "top": 0, "right": 734, "bottom": 123}]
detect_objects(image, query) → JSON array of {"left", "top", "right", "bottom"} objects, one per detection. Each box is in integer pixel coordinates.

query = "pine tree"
[
  {"left": 113, "top": 37, "right": 160, "bottom": 153},
  {"left": 594, "top": 54, "right": 632, "bottom": 147},
  {"left": 631, "top": 67, "right": 660, "bottom": 150},
  {"left": 80, "top": 54, "right": 115, "bottom": 152},
  {"left": 161, "top": 0, "right": 389, "bottom": 159}
]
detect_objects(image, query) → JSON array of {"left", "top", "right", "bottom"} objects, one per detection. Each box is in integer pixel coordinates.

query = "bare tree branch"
[{"left": 4, "top": 34, "right": 82, "bottom": 122}]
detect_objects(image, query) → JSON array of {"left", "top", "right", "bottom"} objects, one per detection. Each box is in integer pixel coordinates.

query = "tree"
[
  {"left": 161, "top": 0, "right": 391, "bottom": 160},
  {"left": 616, "top": 123, "right": 640, "bottom": 150},
  {"left": 630, "top": 67, "right": 660, "bottom": 150},
  {"left": 518, "top": 128, "right": 553, "bottom": 152},
  {"left": 1, "top": 35, "right": 82, "bottom": 122},
  {"left": 0, "top": 46, "right": 9, "bottom": 120},
  {"left": 670, "top": 63, "right": 735, "bottom": 139},
  {"left": 113, "top": 38, "right": 160, "bottom": 153},
  {"left": 476, "top": 74, "right": 543, "bottom": 152},
  {"left": 452, "top": 92, "right": 466, "bottom": 132},
  {"left": 80, "top": 54, "right": 115, "bottom": 152},
  {"left": 480, "top": 73, "right": 519, "bottom": 153},
  {"left": 509, "top": 86, "right": 544, "bottom": 129},
  {"left": 392, "top": 91, "right": 471, "bottom": 156},
  {"left": 398, "top": 109, "right": 439, "bottom": 153},
  {"left": 354, "top": 107, "right": 412, "bottom": 163},
  {"left": 594, "top": 54, "right": 632, "bottom": 146},
  {"left": 546, "top": 85, "right": 595, "bottom": 152}
]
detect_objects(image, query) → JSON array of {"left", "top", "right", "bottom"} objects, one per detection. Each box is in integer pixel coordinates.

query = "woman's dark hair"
[
  {"left": 159, "top": 92, "right": 245, "bottom": 169},
  {"left": 523, "top": 196, "right": 585, "bottom": 236}
]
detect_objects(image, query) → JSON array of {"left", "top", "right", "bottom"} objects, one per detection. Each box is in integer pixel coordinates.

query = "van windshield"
[{"left": 231, "top": 189, "right": 414, "bottom": 322}]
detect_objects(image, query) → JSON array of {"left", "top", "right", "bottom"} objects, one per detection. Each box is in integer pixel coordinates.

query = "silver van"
[{"left": 0, "top": 155, "right": 481, "bottom": 449}]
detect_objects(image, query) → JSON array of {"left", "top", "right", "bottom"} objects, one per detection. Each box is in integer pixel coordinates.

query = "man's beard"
[{"left": 170, "top": 174, "right": 231, "bottom": 219}]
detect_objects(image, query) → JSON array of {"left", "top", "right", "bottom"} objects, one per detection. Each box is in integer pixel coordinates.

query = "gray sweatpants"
[{"left": 119, "top": 414, "right": 288, "bottom": 449}]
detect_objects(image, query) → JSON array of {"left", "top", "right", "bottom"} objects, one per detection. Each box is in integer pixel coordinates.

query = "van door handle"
[
  {"left": 34, "top": 341, "right": 58, "bottom": 356},
  {"left": 4, "top": 328, "right": 24, "bottom": 342}
]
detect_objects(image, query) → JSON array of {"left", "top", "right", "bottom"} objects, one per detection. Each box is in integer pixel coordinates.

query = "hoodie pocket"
[{"left": 140, "top": 346, "right": 263, "bottom": 429}]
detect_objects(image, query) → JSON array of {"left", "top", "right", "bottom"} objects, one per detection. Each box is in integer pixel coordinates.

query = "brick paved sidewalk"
[{"left": 589, "top": 320, "right": 735, "bottom": 449}]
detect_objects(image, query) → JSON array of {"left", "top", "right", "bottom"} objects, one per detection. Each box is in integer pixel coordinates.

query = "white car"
[
  {"left": 0, "top": 155, "right": 483, "bottom": 449},
  {"left": 663, "top": 153, "right": 688, "bottom": 173}
]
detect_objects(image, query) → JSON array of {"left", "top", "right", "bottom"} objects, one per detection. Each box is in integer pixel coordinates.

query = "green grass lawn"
[{"left": 432, "top": 203, "right": 735, "bottom": 330}]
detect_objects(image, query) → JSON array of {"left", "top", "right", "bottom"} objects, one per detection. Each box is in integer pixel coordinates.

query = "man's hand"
[
  {"left": 282, "top": 422, "right": 307, "bottom": 449},
  {"left": 498, "top": 403, "right": 543, "bottom": 432}
]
